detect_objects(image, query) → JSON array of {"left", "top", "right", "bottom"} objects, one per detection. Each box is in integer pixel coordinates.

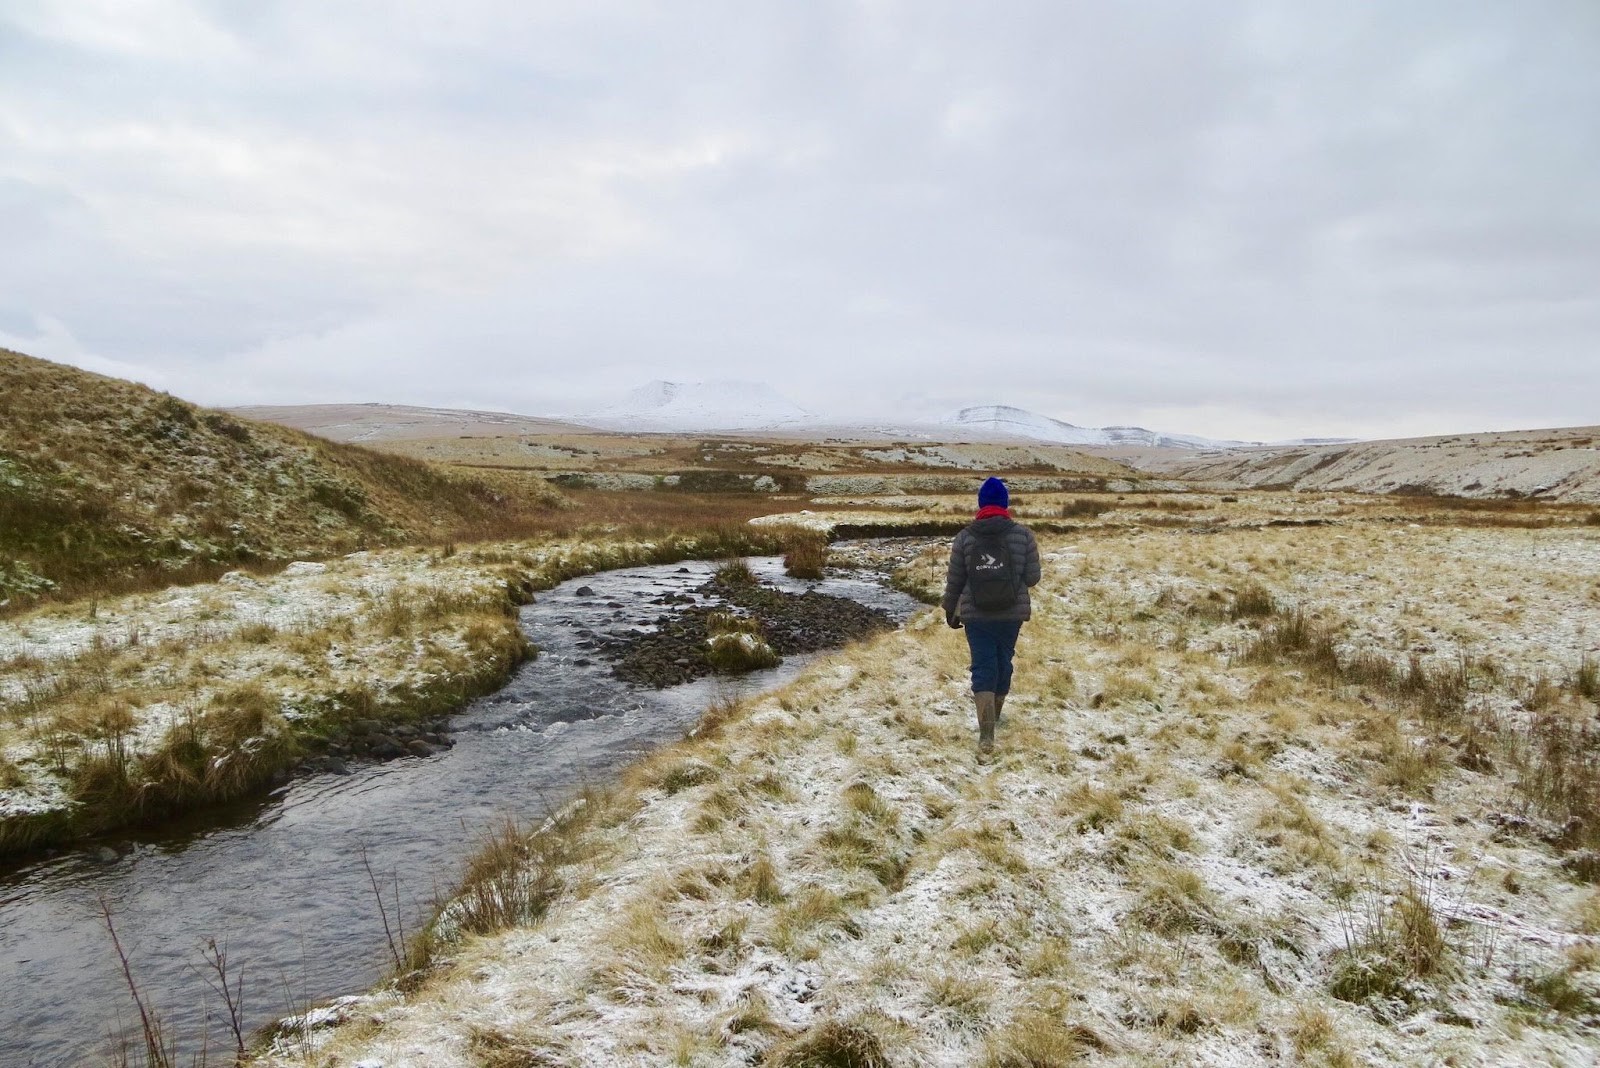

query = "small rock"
[
  {"left": 371, "top": 736, "right": 407, "bottom": 760},
  {"left": 93, "top": 846, "right": 119, "bottom": 864},
  {"left": 405, "top": 740, "right": 436, "bottom": 758},
  {"left": 575, "top": 585, "right": 595, "bottom": 597}
]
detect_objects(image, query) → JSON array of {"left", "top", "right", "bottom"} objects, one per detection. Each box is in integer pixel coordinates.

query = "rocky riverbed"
[
  {"left": 595, "top": 567, "right": 897, "bottom": 687},
  {"left": 290, "top": 549, "right": 932, "bottom": 775},
  {"left": 297, "top": 717, "right": 456, "bottom": 775}
]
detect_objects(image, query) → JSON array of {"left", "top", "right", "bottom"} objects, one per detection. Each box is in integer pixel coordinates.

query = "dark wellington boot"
[
  {"left": 975, "top": 692, "right": 997, "bottom": 756},
  {"left": 995, "top": 692, "right": 1006, "bottom": 725}
]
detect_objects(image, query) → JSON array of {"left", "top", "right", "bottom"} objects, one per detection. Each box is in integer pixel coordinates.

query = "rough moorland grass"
[
  {"left": 410, "top": 793, "right": 610, "bottom": 974},
  {"left": 706, "top": 611, "right": 782, "bottom": 673},
  {"left": 1328, "top": 880, "right": 1453, "bottom": 1011},
  {"left": 765, "top": 1017, "right": 892, "bottom": 1068},
  {"left": 0, "top": 607, "right": 532, "bottom": 858},
  {"left": 1575, "top": 655, "right": 1599, "bottom": 701},
  {"left": 1242, "top": 603, "right": 1473, "bottom": 722},
  {"left": 1227, "top": 581, "right": 1277, "bottom": 620},
  {"left": 1240, "top": 593, "right": 1600, "bottom": 847},
  {"left": 1059, "top": 496, "right": 1109, "bottom": 518},
  {"left": 1515, "top": 703, "right": 1600, "bottom": 851}
]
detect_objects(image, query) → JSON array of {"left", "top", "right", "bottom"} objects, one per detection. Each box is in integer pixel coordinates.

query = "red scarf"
[{"left": 974, "top": 505, "right": 1010, "bottom": 520}]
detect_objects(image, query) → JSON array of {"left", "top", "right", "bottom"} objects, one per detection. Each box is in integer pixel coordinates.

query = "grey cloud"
[{"left": 1, "top": 1, "right": 1596, "bottom": 440}]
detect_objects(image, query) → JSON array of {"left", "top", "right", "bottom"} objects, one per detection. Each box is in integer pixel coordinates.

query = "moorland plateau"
[{"left": 4, "top": 349, "right": 1600, "bottom": 1065}]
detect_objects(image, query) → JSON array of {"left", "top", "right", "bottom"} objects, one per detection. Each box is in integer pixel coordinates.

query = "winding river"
[{"left": 0, "top": 552, "right": 924, "bottom": 1067}]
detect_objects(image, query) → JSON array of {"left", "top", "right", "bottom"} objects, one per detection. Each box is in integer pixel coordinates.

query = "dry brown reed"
[{"left": 782, "top": 530, "right": 830, "bottom": 579}]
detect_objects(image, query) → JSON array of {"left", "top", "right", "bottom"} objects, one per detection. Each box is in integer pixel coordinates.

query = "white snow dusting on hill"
[
  {"left": 580, "top": 380, "right": 815, "bottom": 432},
  {"left": 573, "top": 382, "right": 1265, "bottom": 446},
  {"left": 943, "top": 405, "right": 1248, "bottom": 449}
]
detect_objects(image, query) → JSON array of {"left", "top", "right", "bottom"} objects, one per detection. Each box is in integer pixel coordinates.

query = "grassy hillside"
[{"left": 0, "top": 349, "right": 560, "bottom": 608}]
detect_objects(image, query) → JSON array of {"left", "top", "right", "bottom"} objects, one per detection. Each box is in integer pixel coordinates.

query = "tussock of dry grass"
[
  {"left": 450, "top": 813, "right": 578, "bottom": 940},
  {"left": 1328, "top": 879, "right": 1454, "bottom": 1010},
  {"left": 781, "top": 530, "right": 830, "bottom": 580},
  {"left": 765, "top": 1017, "right": 892, "bottom": 1068}
]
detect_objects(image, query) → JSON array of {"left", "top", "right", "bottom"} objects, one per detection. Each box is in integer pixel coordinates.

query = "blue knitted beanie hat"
[{"left": 978, "top": 477, "right": 1008, "bottom": 509}]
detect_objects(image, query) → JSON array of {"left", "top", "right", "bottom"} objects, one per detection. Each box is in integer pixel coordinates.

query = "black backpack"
[{"left": 965, "top": 523, "right": 1019, "bottom": 611}]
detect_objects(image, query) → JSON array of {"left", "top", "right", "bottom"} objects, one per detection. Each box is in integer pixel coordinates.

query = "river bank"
[
  {"left": 0, "top": 526, "right": 790, "bottom": 858},
  {"left": 255, "top": 523, "right": 1600, "bottom": 1067}
]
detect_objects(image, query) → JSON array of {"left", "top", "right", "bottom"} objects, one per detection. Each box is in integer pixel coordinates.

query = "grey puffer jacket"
[{"left": 942, "top": 516, "right": 1042, "bottom": 623}]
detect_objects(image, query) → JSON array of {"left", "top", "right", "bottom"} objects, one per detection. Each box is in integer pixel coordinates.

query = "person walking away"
[{"left": 943, "top": 477, "right": 1041, "bottom": 757}]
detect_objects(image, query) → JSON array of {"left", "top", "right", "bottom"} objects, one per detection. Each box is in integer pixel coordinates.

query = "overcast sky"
[{"left": 2, "top": 2, "right": 1597, "bottom": 440}]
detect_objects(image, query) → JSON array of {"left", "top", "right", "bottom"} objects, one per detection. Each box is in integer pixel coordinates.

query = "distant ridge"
[
  {"left": 1126, "top": 424, "right": 1600, "bottom": 502},
  {"left": 578, "top": 380, "right": 814, "bottom": 432},
  {"left": 572, "top": 385, "right": 1292, "bottom": 446},
  {"left": 230, "top": 402, "right": 590, "bottom": 443},
  {"left": 944, "top": 404, "right": 1247, "bottom": 449},
  {"left": 241, "top": 385, "right": 1360, "bottom": 450}
]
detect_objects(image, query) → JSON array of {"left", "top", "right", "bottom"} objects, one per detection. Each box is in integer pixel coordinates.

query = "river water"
[{"left": 0, "top": 553, "right": 924, "bottom": 1067}]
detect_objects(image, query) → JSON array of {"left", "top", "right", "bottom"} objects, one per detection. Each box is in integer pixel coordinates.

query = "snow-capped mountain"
[
  {"left": 943, "top": 405, "right": 1105, "bottom": 445},
  {"left": 944, "top": 405, "right": 1246, "bottom": 449},
  {"left": 578, "top": 380, "right": 814, "bottom": 432},
  {"left": 570, "top": 386, "right": 1349, "bottom": 448}
]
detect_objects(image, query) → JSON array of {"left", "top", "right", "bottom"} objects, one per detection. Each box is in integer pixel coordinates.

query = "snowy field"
[{"left": 255, "top": 520, "right": 1600, "bottom": 1067}]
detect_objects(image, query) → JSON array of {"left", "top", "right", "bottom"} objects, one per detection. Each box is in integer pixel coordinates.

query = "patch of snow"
[
  {"left": 943, "top": 405, "right": 1250, "bottom": 449},
  {"left": 578, "top": 380, "right": 815, "bottom": 432}
]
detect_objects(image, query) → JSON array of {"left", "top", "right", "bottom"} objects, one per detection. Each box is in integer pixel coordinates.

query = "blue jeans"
[{"left": 964, "top": 619, "right": 1022, "bottom": 695}]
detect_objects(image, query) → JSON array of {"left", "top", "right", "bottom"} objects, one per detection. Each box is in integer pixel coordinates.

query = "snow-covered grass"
[
  {"left": 255, "top": 521, "right": 1600, "bottom": 1067},
  {"left": 0, "top": 546, "right": 527, "bottom": 853}
]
